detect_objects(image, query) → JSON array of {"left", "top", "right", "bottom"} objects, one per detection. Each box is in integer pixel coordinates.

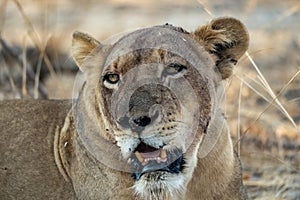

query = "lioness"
[{"left": 0, "top": 17, "right": 249, "bottom": 200}]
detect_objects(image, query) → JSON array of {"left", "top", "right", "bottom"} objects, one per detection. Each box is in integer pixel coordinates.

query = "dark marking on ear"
[{"left": 192, "top": 17, "right": 249, "bottom": 79}]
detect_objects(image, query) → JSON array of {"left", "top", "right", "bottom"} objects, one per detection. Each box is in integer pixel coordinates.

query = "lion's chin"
[{"left": 133, "top": 171, "right": 185, "bottom": 200}]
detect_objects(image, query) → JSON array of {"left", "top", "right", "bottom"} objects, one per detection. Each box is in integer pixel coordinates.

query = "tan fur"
[
  {"left": 0, "top": 17, "right": 249, "bottom": 199},
  {"left": 192, "top": 17, "right": 249, "bottom": 79},
  {"left": 72, "top": 31, "right": 102, "bottom": 70}
]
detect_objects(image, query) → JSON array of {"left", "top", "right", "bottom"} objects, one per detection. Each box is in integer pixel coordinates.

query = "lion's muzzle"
[{"left": 131, "top": 141, "right": 184, "bottom": 180}]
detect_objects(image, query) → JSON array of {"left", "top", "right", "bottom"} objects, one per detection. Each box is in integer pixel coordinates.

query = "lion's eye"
[
  {"left": 166, "top": 63, "right": 187, "bottom": 75},
  {"left": 103, "top": 73, "right": 120, "bottom": 84}
]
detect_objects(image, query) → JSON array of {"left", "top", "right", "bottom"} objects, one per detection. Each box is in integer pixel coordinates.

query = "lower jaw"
[{"left": 132, "top": 155, "right": 184, "bottom": 181}]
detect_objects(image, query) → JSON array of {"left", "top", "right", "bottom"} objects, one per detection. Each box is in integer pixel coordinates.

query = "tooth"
[
  {"left": 156, "top": 157, "right": 161, "bottom": 163},
  {"left": 135, "top": 151, "right": 144, "bottom": 163},
  {"left": 160, "top": 150, "right": 167, "bottom": 159},
  {"left": 142, "top": 158, "right": 149, "bottom": 166}
]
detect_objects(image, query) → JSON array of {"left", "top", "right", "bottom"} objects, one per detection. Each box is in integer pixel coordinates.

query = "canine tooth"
[
  {"left": 160, "top": 149, "right": 167, "bottom": 159},
  {"left": 142, "top": 160, "right": 149, "bottom": 166},
  {"left": 142, "top": 158, "right": 150, "bottom": 166},
  {"left": 135, "top": 152, "right": 144, "bottom": 163},
  {"left": 156, "top": 157, "right": 161, "bottom": 163}
]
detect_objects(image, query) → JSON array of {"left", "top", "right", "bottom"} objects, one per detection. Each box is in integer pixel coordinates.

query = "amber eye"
[
  {"left": 165, "top": 63, "right": 187, "bottom": 75},
  {"left": 103, "top": 73, "right": 120, "bottom": 84}
]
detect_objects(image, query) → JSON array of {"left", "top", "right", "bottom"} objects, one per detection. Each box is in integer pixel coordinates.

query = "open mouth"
[{"left": 131, "top": 142, "right": 185, "bottom": 180}]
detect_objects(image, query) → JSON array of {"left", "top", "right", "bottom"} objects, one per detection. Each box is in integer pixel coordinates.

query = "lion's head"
[{"left": 71, "top": 17, "right": 248, "bottom": 199}]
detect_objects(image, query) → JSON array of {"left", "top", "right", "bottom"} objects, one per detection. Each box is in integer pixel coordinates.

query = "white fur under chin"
[{"left": 133, "top": 173, "right": 185, "bottom": 200}]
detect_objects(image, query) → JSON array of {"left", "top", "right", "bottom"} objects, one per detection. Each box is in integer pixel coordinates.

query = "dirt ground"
[{"left": 0, "top": 0, "right": 299, "bottom": 199}]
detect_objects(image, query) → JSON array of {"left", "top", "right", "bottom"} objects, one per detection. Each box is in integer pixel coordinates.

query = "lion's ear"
[
  {"left": 72, "top": 31, "right": 101, "bottom": 72},
  {"left": 192, "top": 17, "right": 249, "bottom": 79}
]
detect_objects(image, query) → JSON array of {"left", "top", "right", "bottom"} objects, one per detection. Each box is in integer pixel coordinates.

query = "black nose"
[{"left": 133, "top": 116, "right": 151, "bottom": 127}]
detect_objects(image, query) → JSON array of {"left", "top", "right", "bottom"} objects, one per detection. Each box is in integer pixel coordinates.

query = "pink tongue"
[{"left": 140, "top": 149, "right": 161, "bottom": 159}]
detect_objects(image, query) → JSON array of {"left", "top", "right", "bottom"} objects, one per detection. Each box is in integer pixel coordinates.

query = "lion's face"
[
  {"left": 102, "top": 48, "right": 211, "bottom": 174},
  {"left": 98, "top": 27, "right": 216, "bottom": 192},
  {"left": 72, "top": 18, "right": 249, "bottom": 199}
]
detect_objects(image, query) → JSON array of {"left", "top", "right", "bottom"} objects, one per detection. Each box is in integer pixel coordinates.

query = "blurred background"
[{"left": 0, "top": 0, "right": 299, "bottom": 199}]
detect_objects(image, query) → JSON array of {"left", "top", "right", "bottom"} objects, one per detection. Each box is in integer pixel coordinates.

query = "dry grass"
[
  {"left": 11, "top": 0, "right": 56, "bottom": 77},
  {"left": 21, "top": 34, "right": 27, "bottom": 97}
]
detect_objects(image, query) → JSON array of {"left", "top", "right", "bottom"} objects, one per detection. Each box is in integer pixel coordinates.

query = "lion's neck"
[
  {"left": 186, "top": 128, "right": 237, "bottom": 200},
  {"left": 73, "top": 132, "right": 138, "bottom": 198},
  {"left": 57, "top": 112, "right": 135, "bottom": 199}
]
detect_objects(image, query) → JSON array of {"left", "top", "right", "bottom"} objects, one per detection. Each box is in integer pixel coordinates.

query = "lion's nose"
[{"left": 133, "top": 116, "right": 151, "bottom": 127}]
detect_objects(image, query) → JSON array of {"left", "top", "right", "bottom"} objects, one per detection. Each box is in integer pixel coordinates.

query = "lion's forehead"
[
  {"left": 103, "top": 26, "right": 217, "bottom": 79},
  {"left": 109, "top": 26, "right": 191, "bottom": 53}
]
